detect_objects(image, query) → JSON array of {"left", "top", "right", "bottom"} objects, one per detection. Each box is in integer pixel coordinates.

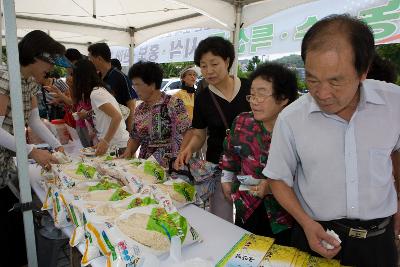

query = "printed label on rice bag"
[
  {"left": 126, "top": 173, "right": 144, "bottom": 193},
  {"left": 146, "top": 207, "right": 188, "bottom": 242},
  {"left": 129, "top": 158, "right": 144, "bottom": 167},
  {"left": 86, "top": 222, "right": 117, "bottom": 262},
  {"left": 258, "top": 244, "right": 298, "bottom": 266},
  {"left": 109, "top": 188, "right": 132, "bottom": 201},
  {"left": 88, "top": 179, "right": 121, "bottom": 192},
  {"left": 173, "top": 182, "right": 195, "bottom": 202},
  {"left": 81, "top": 238, "right": 101, "bottom": 266},
  {"left": 115, "top": 240, "right": 142, "bottom": 266},
  {"left": 306, "top": 256, "right": 342, "bottom": 267},
  {"left": 143, "top": 161, "right": 166, "bottom": 182},
  {"left": 52, "top": 190, "right": 72, "bottom": 228},
  {"left": 216, "top": 234, "right": 274, "bottom": 267},
  {"left": 58, "top": 171, "right": 76, "bottom": 188},
  {"left": 42, "top": 187, "right": 53, "bottom": 210},
  {"left": 150, "top": 185, "right": 176, "bottom": 213},
  {"left": 76, "top": 163, "right": 97, "bottom": 179},
  {"left": 291, "top": 250, "right": 310, "bottom": 266},
  {"left": 128, "top": 196, "right": 158, "bottom": 209}
]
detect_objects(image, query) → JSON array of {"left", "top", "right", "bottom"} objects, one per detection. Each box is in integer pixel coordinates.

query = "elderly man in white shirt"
[{"left": 263, "top": 14, "right": 400, "bottom": 267}]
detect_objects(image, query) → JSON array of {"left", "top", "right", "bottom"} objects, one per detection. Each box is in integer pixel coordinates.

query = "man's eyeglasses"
[{"left": 245, "top": 94, "right": 273, "bottom": 103}]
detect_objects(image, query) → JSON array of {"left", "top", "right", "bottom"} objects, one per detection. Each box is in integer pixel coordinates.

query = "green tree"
[
  {"left": 272, "top": 54, "right": 304, "bottom": 68},
  {"left": 160, "top": 61, "right": 194, "bottom": 78},
  {"left": 297, "top": 78, "right": 307, "bottom": 91},
  {"left": 237, "top": 66, "right": 249, "bottom": 79},
  {"left": 376, "top": 44, "right": 400, "bottom": 70},
  {"left": 375, "top": 43, "right": 400, "bottom": 83},
  {"left": 246, "top": 56, "right": 261, "bottom": 72}
]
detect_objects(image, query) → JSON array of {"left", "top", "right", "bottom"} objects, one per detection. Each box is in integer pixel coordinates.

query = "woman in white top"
[{"left": 72, "top": 59, "right": 129, "bottom": 155}]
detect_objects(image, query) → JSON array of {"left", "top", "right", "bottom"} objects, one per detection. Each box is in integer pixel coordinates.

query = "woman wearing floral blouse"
[
  {"left": 220, "top": 63, "right": 298, "bottom": 244},
  {"left": 122, "top": 61, "right": 190, "bottom": 167}
]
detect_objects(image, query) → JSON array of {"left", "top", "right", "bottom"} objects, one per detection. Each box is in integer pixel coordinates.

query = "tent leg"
[
  {"left": 3, "top": 1, "right": 38, "bottom": 266},
  {"left": 129, "top": 27, "right": 135, "bottom": 67},
  {"left": 231, "top": 2, "right": 243, "bottom": 76}
]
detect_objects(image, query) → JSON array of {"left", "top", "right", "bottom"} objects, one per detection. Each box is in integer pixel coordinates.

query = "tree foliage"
[
  {"left": 160, "top": 61, "right": 194, "bottom": 78},
  {"left": 375, "top": 44, "right": 400, "bottom": 84},
  {"left": 272, "top": 54, "right": 304, "bottom": 68},
  {"left": 246, "top": 56, "right": 261, "bottom": 72},
  {"left": 237, "top": 66, "right": 249, "bottom": 79}
]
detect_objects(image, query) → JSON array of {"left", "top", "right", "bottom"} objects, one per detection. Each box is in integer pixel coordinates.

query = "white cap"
[{"left": 180, "top": 66, "right": 201, "bottom": 79}]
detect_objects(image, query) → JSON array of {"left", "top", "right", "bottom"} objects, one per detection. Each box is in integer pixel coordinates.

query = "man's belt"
[{"left": 327, "top": 217, "right": 391, "bottom": 239}]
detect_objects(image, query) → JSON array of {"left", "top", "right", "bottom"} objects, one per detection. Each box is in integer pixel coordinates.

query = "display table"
[{"left": 29, "top": 142, "right": 248, "bottom": 266}]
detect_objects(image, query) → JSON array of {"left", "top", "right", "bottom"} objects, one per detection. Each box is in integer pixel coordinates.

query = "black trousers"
[
  {"left": 235, "top": 203, "right": 292, "bottom": 246},
  {"left": 0, "top": 186, "right": 27, "bottom": 267},
  {"left": 291, "top": 218, "right": 398, "bottom": 267}
]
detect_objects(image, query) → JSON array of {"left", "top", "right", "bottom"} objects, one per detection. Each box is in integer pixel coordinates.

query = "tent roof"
[{"left": 8, "top": 0, "right": 316, "bottom": 52}]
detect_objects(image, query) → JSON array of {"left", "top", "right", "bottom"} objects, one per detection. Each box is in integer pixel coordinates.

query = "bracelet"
[{"left": 101, "top": 139, "right": 110, "bottom": 146}]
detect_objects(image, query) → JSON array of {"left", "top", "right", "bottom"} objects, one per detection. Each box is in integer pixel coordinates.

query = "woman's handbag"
[{"left": 168, "top": 157, "right": 220, "bottom": 204}]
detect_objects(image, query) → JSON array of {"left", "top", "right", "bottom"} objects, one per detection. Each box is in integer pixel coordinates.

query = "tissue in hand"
[
  {"left": 321, "top": 229, "right": 341, "bottom": 250},
  {"left": 237, "top": 175, "right": 261, "bottom": 186}
]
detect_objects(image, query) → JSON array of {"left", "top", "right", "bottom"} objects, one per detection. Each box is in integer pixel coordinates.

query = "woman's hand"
[
  {"left": 44, "top": 85, "right": 72, "bottom": 105},
  {"left": 174, "top": 146, "right": 193, "bottom": 169},
  {"left": 120, "top": 148, "right": 134, "bottom": 159},
  {"left": 95, "top": 139, "right": 109, "bottom": 156},
  {"left": 29, "top": 148, "right": 59, "bottom": 170},
  {"left": 221, "top": 182, "right": 233, "bottom": 203},
  {"left": 44, "top": 85, "right": 63, "bottom": 104},
  {"left": 54, "top": 146, "right": 64, "bottom": 153},
  {"left": 77, "top": 110, "right": 88, "bottom": 119},
  {"left": 248, "top": 179, "right": 271, "bottom": 199}
]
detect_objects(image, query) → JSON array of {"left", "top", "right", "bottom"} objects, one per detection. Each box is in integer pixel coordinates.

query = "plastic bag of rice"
[
  {"left": 52, "top": 151, "right": 72, "bottom": 163},
  {"left": 41, "top": 184, "right": 54, "bottom": 210},
  {"left": 61, "top": 192, "right": 90, "bottom": 247},
  {"left": 83, "top": 220, "right": 159, "bottom": 267},
  {"left": 82, "top": 187, "right": 158, "bottom": 223},
  {"left": 54, "top": 161, "right": 102, "bottom": 182},
  {"left": 154, "top": 178, "right": 196, "bottom": 208},
  {"left": 141, "top": 158, "right": 166, "bottom": 183},
  {"left": 114, "top": 206, "right": 202, "bottom": 255},
  {"left": 305, "top": 256, "right": 342, "bottom": 267},
  {"left": 52, "top": 188, "right": 72, "bottom": 228},
  {"left": 81, "top": 222, "right": 102, "bottom": 266},
  {"left": 258, "top": 244, "right": 298, "bottom": 267},
  {"left": 290, "top": 250, "right": 309, "bottom": 266}
]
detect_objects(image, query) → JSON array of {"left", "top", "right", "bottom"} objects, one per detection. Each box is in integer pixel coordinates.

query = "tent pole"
[
  {"left": 93, "top": 0, "right": 97, "bottom": 18},
  {"left": 231, "top": 1, "right": 243, "bottom": 76},
  {"left": 3, "top": 1, "right": 38, "bottom": 266},
  {"left": 129, "top": 27, "right": 135, "bottom": 67}
]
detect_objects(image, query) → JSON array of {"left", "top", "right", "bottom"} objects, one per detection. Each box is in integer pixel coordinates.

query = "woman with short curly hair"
[{"left": 220, "top": 62, "right": 298, "bottom": 243}]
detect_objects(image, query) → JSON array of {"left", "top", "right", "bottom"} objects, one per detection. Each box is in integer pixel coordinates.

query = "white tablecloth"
[{"left": 29, "top": 142, "right": 247, "bottom": 266}]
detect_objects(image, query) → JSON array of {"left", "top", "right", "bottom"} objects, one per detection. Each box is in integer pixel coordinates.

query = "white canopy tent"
[
  {"left": 4, "top": 0, "right": 317, "bottom": 70},
  {"left": 10, "top": 0, "right": 317, "bottom": 46},
  {"left": 3, "top": 1, "right": 320, "bottom": 266}
]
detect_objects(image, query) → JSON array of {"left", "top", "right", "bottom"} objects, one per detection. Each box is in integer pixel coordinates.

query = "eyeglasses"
[{"left": 245, "top": 94, "right": 273, "bottom": 103}]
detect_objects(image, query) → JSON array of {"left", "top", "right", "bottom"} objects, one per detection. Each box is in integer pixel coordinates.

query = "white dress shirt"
[{"left": 263, "top": 79, "right": 400, "bottom": 221}]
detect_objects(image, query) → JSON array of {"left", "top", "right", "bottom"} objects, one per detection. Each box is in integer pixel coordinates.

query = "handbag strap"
[{"left": 208, "top": 90, "right": 229, "bottom": 130}]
